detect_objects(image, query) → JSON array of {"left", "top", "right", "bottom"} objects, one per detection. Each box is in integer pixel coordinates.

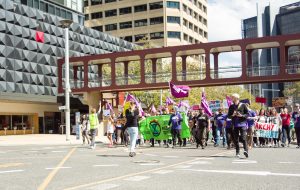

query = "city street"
[{"left": 1, "top": 141, "right": 300, "bottom": 190}]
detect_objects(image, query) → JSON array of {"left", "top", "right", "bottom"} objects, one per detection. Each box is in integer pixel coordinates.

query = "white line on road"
[
  {"left": 0, "top": 151, "right": 6, "bottom": 154},
  {"left": 232, "top": 160, "right": 257, "bottom": 164},
  {"left": 140, "top": 163, "right": 164, "bottom": 166},
  {"left": 152, "top": 170, "right": 174, "bottom": 174},
  {"left": 188, "top": 161, "right": 211, "bottom": 165},
  {"left": 174, "top": 165, "right": 192, "bottom": 169},
  {"left": 144, "top": 154, "right": 159, "bottom": 157},
  {"left": 197, "top": 157, "right": 215, "bottom": 160},
  {"left": 23, "top": 151, "right": 38, "bottom": 153},
  {"left": 124, "top": 176, "right": 150, "bottom": 182},
  {"left": 51, "top": 151, "right": 67, "bottom": 153},
  {"left": 93, "top": 164, "right": 119, "bottom": 167},
  {"left": 278, "top": 162, "right": 295, "bottom": 164},
  {"left": 162, "top": 156, "right": 179, "bottom": 158},
  {"left": 183, "top": 169, "right": 300, "bottom": 177},
  {"left": 87, "top": 184, "right": 119, "bottom": 190},
  {"left": 0, "top": 170, "right": 24, "bottom": 174},
  {"left": 45, "top": 167, "right": 72, "bottom": 170}
]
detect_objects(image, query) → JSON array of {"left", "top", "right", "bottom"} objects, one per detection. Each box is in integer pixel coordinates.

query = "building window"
[
  {"left": 204, "top": 31, "right": 207, "bottom": 38},
  {"left": 167, "top": 16, "right": 180, "bottom": 24},
  {"left": 33, "top": 0, "right": 39, "bottom": 9},
  {"left": 105, "top": 9, "right": 117, "bottom": 17},
  {"left": 66, "top": 12, "right": 72, "bottom": 20},
  {"left": 183, "top": 4, "right": 187, "bottom": 12},
  {"left": 189, "top": 23, "right": 193, "bottom": 30},
  {"left": 61, "top": 9, "right": 66, "bottom": 18},
  {"left": 150, "top": 17, "right": 163, "bottom": 25},
  {"left": 195, "top": 39, "right": 199, "bottom": 43},
  {"left": 168, "top": 31, "right": 181, "bottom": 39},
  {"left": 199, "top": 29, "right": 203, "bottom": 36},
  {"left": 92, "top": 26, "right": 103, "bottom": 32},
  {"left": 134, "top": 4, "right": 147, "bottom": 13},
  {"left": 150, "top": 32, "right": 164, "bottom": 39},
  {"left": 188, "top": 8, "right": 193, "bottom": 16},
  {"left": 194, "top": 26, "right": 198, "bottom": 32},
  {"left": 194, "top": 12, "right": 198, "bottom": 20},
  {"left": 183, "top": 33, "right": 188, "bottom": 41},
  {"left": 48, "top": 4, "right": 55, "bottom": 15},
  {"left": 150, "top": 2, "right": 163, "bottom": 10},
  {"left": 189, "top": 37, "right": 193, "bottom": 43},
  {"left": 167, "top": 1, "right": 180, "bottom": 9},
  {"left": 105, "top": 23, "right": 117, "bottom": 31},
  {"left": 203, "top": 18, "right": 207, "bottom": 26},
  {"left": 120, "top": 21, "right": 132, "bottom": 29},
  {"left": 199, "top": 15, "right": 202, "bottom": 23},
  {"left": 135, "top": 19, "right": 148, "bottom": 27},
  {"left": 105, "top": 0, "right": 116, "bottom": 3},
  {"left": 119, "top": 7, "right": 132, "bottom": 15},
  {"left": 84, "top": 0, "right": 89, "bottom": 7},
  {"left": 198, "top": 2, "right": 202, "bottom": 10},
  {"left": 193, "top": 0, "right": 197, "bottom": 6},
  {"left": 183, "top": 19, "right": 188, "bottom": 27},
  {"left": 124, "top": 36, "right": 133, "bottom": 42},
  {"left": 91, "top": 12, "right": 103, "bottom": 19},
  {"left": 203, "top": 5, "right": 207, "bottom": 13},
  {"left": 135, "top": 34, "right": 147, "bottom": 42},
  {"left": 91, "top": 0, "right": 102, "bottom": 5}
]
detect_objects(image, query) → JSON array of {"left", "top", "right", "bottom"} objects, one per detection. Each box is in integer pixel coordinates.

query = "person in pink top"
[{"left": 280, "top": 108, "right": 291, "bottom": 147}]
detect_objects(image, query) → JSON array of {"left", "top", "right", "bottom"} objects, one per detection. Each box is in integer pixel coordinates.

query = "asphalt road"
[{"left": 1, "top": 142, "right": 300, "bottom": 190}]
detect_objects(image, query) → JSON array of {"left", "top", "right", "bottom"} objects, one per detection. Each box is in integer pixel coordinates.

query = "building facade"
[
  {"left": 84, "top": 0, "right": 208, "bottom": 47},
  {"left": 242, "top": 0, "right": 300, "bottom": 106},
  {"left": 0, "top": 0, "right": 135, "bottom": 135}
]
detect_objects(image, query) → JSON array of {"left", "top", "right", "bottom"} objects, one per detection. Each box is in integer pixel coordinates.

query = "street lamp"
[{"left": 60, "top": 19, "right": 73, "bottom": 141}]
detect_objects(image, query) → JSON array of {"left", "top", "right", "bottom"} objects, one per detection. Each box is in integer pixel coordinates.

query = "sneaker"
[
  {"left": 166, "top": 144, "right": 170, "bottom": 148},
  {"left": 287, "top": 144, "right": 290, "bottom": 147},
  {"left": 171, "top": 145, "right": 175, "bottom": 149},
  {"left": 129, "top": 152, "right": 134, "bottom": 157},
  {"left": 214, "top": 144, "right": 219, "bottom": 147},
  {"left": 244, "top": 151, "right": 249, "bottom": 158},
  {"left": 227, "top": 146, "right": 230, "bottom": 150},
  {"left": 254, "top": 144, "right": 257, "bottom": 148},
  {"left": 296, "top": 146, "right": 300, "bottom": 149},
  {"left": 236, "top": 153, "right": 240, "bottom": 158},
  {"left": 281, "top": 143, "right": 285, "bottom": 147},
  {"left": 132, "top": 152, "right": 136, "bottom": 157},
  {"left": 196, "top": 144, "right": 199, "bottom": 149},
  {"left": 268, "top": 144, "right": 272, "bottom": 148},
  {"left": 201, "top": 146, "right": 205, "bottom": 149}
]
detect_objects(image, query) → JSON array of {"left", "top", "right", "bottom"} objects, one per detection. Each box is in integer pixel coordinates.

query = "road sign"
[{"left": 59, "top": 106, "right": 66, "bottom": 110}]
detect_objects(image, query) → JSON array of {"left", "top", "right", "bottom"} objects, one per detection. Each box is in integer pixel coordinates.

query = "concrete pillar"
[
  {"left": 213, "top": 53, "right": 219, "bottom": 79},
  {"left": 124, "top": 61, "right": 129, "bottom": 85},
  {"left": 151, "top": 58, "right": 157, "bottom": 83},
  {"left": 182, "top": 55, "right": 187, "bottom": 81}
]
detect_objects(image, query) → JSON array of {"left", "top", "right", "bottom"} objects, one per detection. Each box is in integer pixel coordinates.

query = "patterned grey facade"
[{"left": 0, "top": 0, "right": 135, "bottom": 98}]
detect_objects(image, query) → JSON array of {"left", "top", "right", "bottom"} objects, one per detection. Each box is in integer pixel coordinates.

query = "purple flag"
[
  {"left": 226, "top": 95, "right": 233, "bottom": 107},
  {"left": 178, "top": 100, "right": 190, "bottom": 108},
  {"left": 201, "top": 91, "right": 213, "bottom": 117},
  {"left": 150, "top": 104, "right": 157, "bottom": 113},
  {"left": 125, "top": 94, "right": 144, "bottom": 116},
  {"left": 169, "top": 82, "right": 190, "bottom": 98},
  {"left": 166, "top": 97, "right": 175, "bottom": 106},
  {"left": 105, "top": 101, "right": 114, "bottom": 112}
]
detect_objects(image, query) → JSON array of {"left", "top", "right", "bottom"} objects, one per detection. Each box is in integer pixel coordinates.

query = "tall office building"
[
  {"left": 242, "top": 0, "right": 300, "bottom": 106},
  {"left": 0, "top": 0, "right": 136, "bottom": 135},
  {"left": 84, "top": 0, "right": 208, "bottom": 47}
]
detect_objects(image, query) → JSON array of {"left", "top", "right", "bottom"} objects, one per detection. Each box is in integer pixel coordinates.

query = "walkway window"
[
  {"left": 135, "top": 34, "right": 147, "bottom": 41},
  {"left": 150, "top": 32, "right": 164, "bottom": 39},
  {"left": 150, "top": 2, "right": 163, "bottom": 10},
  {"left": 124, "top": 36, "right": 133, "bottom": 42},
  {"left": 85, "top": 14, "right": 89, "bottom": 20},
  {"left": 120, "top": 7, "right": 132, "bottom": 15},
  {"left": 91, "top": 0, "right": 102, "bottom": 5},
  {"left": 168, "top": 31, "right": 181, "bottom": 39},
  {"left": 135, "top": 19, "right": 148, "bottom": 27},
  {"left": 167, "top": 16, "right": 180, "bottom": 24},
  {"left": 167, "top": 1, "right": 180, "bottom": 9},
  {"left": 105, "top": 9, "right": 117, "bottom": 17},
  {"left": 134, "top": 4, "right": 147, "bottom": 13},
  {"left": 150, "top": 17, "right": 163, "bottom": 25},
  {"left": 92, "top": 26, "right": 103, "bottom": 32},
  {"left": 120, "top": 21, "right": 132, "bottom": 29},
  {"left": 105, "top": 0, "right": 116, "bottom": 3},
  {"left": 105, "top": 23, "right": 117, "bottom": 31}
]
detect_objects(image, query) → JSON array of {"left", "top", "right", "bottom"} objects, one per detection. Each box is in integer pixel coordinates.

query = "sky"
[{"left": 207, "top": 0, "right": 298, "bottom": 69}]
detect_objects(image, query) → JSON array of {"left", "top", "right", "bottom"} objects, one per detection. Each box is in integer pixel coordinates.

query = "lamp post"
[{"left": 60, "top": 19, "right": 73, "bottom": 141}]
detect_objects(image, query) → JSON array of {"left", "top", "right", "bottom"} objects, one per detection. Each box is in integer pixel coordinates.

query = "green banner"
[{"left": 139, "top": 113, "right": 191, "bottom": 140}]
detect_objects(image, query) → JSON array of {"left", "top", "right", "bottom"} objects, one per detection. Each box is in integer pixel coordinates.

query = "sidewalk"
[{"left": 0, "top": 134, "right": 109, "bottom": 146}]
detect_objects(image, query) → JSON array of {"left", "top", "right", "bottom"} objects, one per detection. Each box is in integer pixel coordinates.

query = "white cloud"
[{"left": 207, "top": 0, "right": 299, "bottom": 68}]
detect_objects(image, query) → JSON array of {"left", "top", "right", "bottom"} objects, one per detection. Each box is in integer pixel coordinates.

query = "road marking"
[
  {"left": 232, "top": 160, "right": 257, "bottom": 164},
  {"left": 182, "top": 169, "right": 300, "bottom": 177},
  {"left": 153, "top": 170, "right": 174, "bottom": 174},
  {"left": 0, "top": 163, "right": 25, "bottom": 168},
  {"left": 64, "top": 150, "right": 229, "bottom": 190},
  {"left": 45, "top": 167, "right": 72, "bottom": 170},
  {"left": 37, "top": 147, "right": 76, "bottom": 190},
  {"left": 144, "top": 153, "right": 159, "bottom": 157},
  {"left": 23, "top": 151, "right": 38, "bottom": 153},
  {"left": 124, "top": 176, "right": 150, "bottom": 182},
  {"left": 197, "top": 157, "right": 215, "bottom": 160},
  {"left": 87, "top": 184, "right": 119, "bottom": 190},
  {"left": 43, "top": 147, "right": 55, "bottom": 150},
  {"left": 140, "top": 163, "right": 164, "bottom": 166},
  {"left": 162, "top": 156, "right": 179, "bottom": 158},
  {"left": 188, "top": 161, "right": 211, "bottom": 165},
  {"left": 51, "top": 151, "right": 67, "bottom": 153},
  {"left": 278, "top": 162, "right": 295, "bottom": 164},
  {"left": 0, "top": 151, "right": 7, "bottom": 154},
  {"left": 93, "top": 164, "right": 119, "bottom": 167},
  {"left": 0, "top": 170, "right": 24, "bottom": 174},
  {"left": 174, "top": 165, "right": 192, "bottom": 169}
]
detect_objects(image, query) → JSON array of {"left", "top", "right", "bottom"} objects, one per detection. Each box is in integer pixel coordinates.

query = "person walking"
[
  {"left": 224, "top": 114, "right": 233, "bottom": 149},
  {"left": 227, "top": 93, "right": 249, "bottom": 158},
  {"left": 256, "top": 109, "right": 268, "bottom": 147},
  {"left": 125, "top": 101, "right": 140, "bottom": 157},
  {"left": 292, "top": 105, "right": 300, "bottom": 148},
  {"left": 281, "top": 108, "right": 291, "bottom": 147},
  {"left": 81, "top": 114, "right": 90, "bottom": 145},
  {"left": 214, "top": 108, "right": 227, "bottom": 147},
  {"left": 246, "top": 104, "right": 256, "bottom": 149},
  {"left": 194, "top": 107, "right": 210, "bottom": 149},
  {"left": 89, "top": 102, "right": 101, "bottom": 149},
  {"left": 268, "top": 108, "right": 282, "bottom": 148},
  {"left": 106, "top": 116, "right": 115, "bottom": 148},
  {"left": 168, "top": 106, "right": 183, "bottom": 148}
]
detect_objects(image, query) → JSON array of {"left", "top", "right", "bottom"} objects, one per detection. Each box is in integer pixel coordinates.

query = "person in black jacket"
[{"left": 227, "top": 93, "right": 249, "bottom": 158}]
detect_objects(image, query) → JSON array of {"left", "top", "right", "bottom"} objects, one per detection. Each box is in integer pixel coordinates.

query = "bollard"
[
  {"left": 23, "top": 127, "right": 26, "bottom": 135},
  {"left": 13, "top": 127, "right": 17, "bottom": 135},
  {"left": 4, "top": 128, "right": 7, "bottom": 135}
]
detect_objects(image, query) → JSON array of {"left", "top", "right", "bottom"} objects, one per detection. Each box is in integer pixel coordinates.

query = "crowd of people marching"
[{"left": 80, "top": 93, "right": 300, "bottom": 158}]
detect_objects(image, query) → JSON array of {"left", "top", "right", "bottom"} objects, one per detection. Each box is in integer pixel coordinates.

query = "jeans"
[
  {"left": 90, "top": 128, "right": 97, "bottom": 147},
  {"left": 295, "top": 128, "right": 300, "bottom": 146},
  {"left": 216, "top": 127, "right": 226, "bottom": 146},
  {"left": 282, "top": 126, "right": 291, "bottom": 145},
  {"left": 234, "top": 127, "right": 248, "bottom": 154},
  {"left": 128, "top": 127, "right": 138, "bottom": 152},
  {"left": 171, "top": 129, "right": 182, "bottom": 146}
]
